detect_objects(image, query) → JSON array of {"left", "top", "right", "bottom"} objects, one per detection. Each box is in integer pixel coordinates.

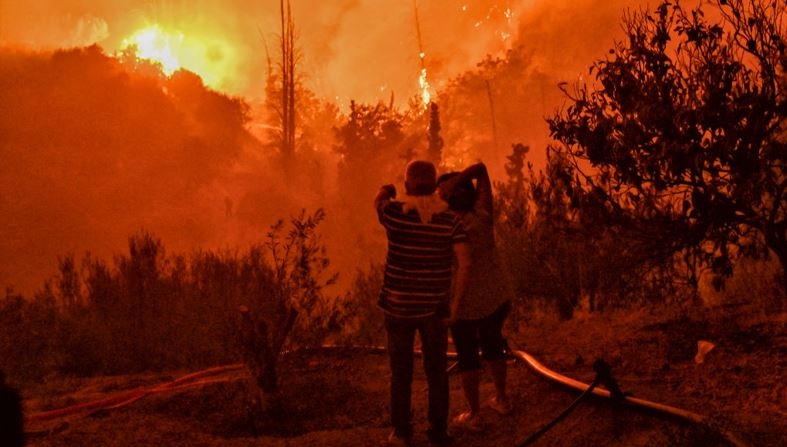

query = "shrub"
[{"left": 0, "top": 209, "right": 350, "bottom": 380}]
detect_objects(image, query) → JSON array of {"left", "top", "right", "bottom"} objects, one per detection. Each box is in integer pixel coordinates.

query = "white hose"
[{"left": 510, "top": 347, "right": 750, "bottom": 447}]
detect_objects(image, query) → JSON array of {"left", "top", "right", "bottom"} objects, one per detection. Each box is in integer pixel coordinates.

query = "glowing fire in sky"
[
  {"left": 122, "top": 25, "right": 183, "bottom": 74},
  {"left": 120, "top": 25, "right": 235, "bottom": 91}
]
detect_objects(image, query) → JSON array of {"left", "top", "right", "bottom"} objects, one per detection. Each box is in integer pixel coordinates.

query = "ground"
[{"left": 22, "top": 303, "right": 787, "bottom": 447}]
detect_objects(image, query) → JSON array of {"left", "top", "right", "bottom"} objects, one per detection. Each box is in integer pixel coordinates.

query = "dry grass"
[{"left": 21, "top": 302, "right": 787, "bottom": 447}]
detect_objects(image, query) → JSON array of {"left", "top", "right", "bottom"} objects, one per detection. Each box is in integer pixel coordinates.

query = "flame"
[
  {"left": 120, "top": 25, "right": 235, "bottom": 92},
  {"left": 122, "top": 25, "right": 183, "bottom": 75},
  {"left": 418, "top": 66, "right": 432, "bottom": 108},
  {"left": 417, "top": 48, "right": 432, "bottom": 109}
]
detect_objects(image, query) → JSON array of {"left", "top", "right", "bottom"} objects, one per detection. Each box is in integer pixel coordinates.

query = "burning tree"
[{"left": 547, "top": 0, "right": 787, "bottom": 297}]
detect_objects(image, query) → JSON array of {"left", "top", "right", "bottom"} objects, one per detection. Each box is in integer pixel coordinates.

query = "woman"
[{"left": 437, "top": 161, "right": 514, "bottom": 430}]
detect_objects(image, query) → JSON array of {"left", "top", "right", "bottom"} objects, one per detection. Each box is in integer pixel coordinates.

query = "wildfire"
[
  {"left": 419, "top": 67, "right": 432, "bottom": 108},
  {"left": 122, "top": 25, "right": 184, "bottom": 75},
  {"left": 119, "top": 25, "right": 235, "bottom": 91},
  {"left": 414, "top": 0, "right": 433, "bottom": 109}
]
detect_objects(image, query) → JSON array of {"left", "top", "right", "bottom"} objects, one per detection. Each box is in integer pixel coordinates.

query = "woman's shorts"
[{"left": 451, "top": 301, "right": 511, "bottom": 372}]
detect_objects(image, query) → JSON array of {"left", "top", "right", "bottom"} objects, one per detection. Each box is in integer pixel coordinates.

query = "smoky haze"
[
  {"left": 0, "top": 0, "right": 650, "bottom": 296},
  {"left": 0, "top": 1, "right": 650, "bottom": 104},
  {"left": 1, "top": 46, "right": 272, "bottom": 294}
]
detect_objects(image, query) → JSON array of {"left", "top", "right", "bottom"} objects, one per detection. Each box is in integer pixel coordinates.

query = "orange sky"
[{"left": 0, "top": 0, "right": 651, "bottom": 106}]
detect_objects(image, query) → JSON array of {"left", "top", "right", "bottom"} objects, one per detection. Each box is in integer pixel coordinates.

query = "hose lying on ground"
[
  {"left": 26, "top": 364, "right": 247, "bottom": 427},
  {"left": 25, "top": 344, "right": 750, "bottom": 447},
  {"left": 516, "top": 357, "right": 624, "bottom": 447},
  {"left": 509, "top": 344, "right": 750, "bottom": 447}
]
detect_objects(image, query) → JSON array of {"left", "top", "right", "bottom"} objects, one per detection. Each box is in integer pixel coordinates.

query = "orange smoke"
[{"left": 0, "top": 0, "right": 655, "bottom": 296}]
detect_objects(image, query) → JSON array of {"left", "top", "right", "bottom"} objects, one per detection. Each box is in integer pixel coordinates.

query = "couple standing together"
[{"left": 375, "top": 160, "right": 514, "bottom": 447}]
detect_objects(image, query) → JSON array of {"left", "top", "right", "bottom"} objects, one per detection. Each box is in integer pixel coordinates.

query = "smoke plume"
[{"left": 0, "top": 0, "right": 653, "bottom": 295}]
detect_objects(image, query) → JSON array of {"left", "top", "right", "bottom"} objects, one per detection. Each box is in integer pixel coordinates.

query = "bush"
[
  {"left": 0, "top": 210, "right": 354, "bottom": 381},
  {"left": 0, "top": 289, "right": 61, "bottom": 382}
]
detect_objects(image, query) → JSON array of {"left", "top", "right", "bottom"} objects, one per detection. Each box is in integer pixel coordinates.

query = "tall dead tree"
[
  {"left": 280, "top": 0, "right": 296, "bottom": 161},
  {"left": 263, "top": 0, "right": 298, "bottom": 167}
]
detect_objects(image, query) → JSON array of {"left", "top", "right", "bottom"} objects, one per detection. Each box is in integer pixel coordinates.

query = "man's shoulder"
[{"left": 377, "top": 200, "right": 412, "bottom": 221}]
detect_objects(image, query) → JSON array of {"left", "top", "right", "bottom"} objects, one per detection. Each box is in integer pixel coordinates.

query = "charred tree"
[{"left": 427, "top": 102, "right": 444, "bottom": 165}]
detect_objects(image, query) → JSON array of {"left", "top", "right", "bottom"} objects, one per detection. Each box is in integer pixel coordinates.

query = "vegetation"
[
  {"left": 0, "top": 211, "right": 352, "bottom": 383},
  {"left": 3, "top": 0, "right": 787, "bottom": 395},
  {"left": 263, "top": 0, "right": 298, "bottom": 164},
  {"left": 548, "top": 0, "right": 787, "bottom": 297}
]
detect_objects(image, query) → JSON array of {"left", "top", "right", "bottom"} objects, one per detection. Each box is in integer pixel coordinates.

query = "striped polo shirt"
[{"left": 377, "top": 199, "right": 468, "bottom": 318}]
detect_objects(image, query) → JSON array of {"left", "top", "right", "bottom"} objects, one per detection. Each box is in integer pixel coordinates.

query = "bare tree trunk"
[{"left": 280, "top": 0, "right": 296, "bottom": 166}]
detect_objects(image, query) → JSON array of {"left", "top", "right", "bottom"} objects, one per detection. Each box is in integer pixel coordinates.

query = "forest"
[{"left": 1, "top": 1, "right": 786, "bottom": 445}]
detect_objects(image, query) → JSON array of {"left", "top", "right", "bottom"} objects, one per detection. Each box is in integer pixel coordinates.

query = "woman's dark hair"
[{"left": 437, "top": 172, "right": 476, "bottom": 212}]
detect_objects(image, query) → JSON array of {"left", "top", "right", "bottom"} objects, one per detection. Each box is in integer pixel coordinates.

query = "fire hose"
[
  {"left": 24, "top": 345, "right": 750, "bottom": 447},
  {"left": 508, "top": 344, "right": 751, "bottom": 447},
  {"left": 516, "top": 358, "right": 613, "bottom": 447},
  {"left": 24, "top": 364, "right": 249, "bottom": 438}
]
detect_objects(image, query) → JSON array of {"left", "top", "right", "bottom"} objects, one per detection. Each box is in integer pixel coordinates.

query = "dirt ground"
[{"left": 22, "top": 303, "right": 787, "bottom": 447}]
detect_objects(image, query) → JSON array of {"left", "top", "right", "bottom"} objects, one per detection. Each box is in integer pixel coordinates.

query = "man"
[{"left": 375, "top": 160, "right": 471, "bottom": 447}]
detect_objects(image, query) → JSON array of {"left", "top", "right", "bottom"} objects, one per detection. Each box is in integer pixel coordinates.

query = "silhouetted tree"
[
  {"left": 55, "top": 254, "right": 82, "bottom": 310},
  {"left": 333, "top": 101, "right": 409, "bottom": 193},
  {"left": 237, "top": 209, "right": 339, "bottom": 419},
  {"left": 495, "top": 143, "right": 532, "bottom": 230},
  {"left": 117, "top": 232, "right": 167, "bottom": 370},
  {"left": 263, "top": 0, "right": 298, "bottom": 167},
  {"left": 261, "top": 1, "right": 340, "bottom": 199},
  {"left": 495, "top": 144, "right": 584, "bottom": 318},
  {"left": 548, "top": 0, "right": 787, "bottom": 295},
  {"left": 280, "top": 0, "right": 296, "bottom": 161},
  {"left": 439, "top": 47, "right": 537, "bottom": 165},
  {"left": 427, "top": 102, "right": 444, "bottom": 164}
]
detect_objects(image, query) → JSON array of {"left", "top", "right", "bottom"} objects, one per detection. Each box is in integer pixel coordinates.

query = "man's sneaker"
[
  {"left": 488, "top": 396, "right": 513, "bottom": 416},
  {"left": 452, "top": 411, "right": 484, "bottom": 432},
  {"left": 387, "top": 431, "right": 413, "bottom": 447}
]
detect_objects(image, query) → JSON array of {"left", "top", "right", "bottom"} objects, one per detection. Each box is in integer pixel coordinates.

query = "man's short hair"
[{"left": 405, "top": 160, "right": 437, "bottom": 196}]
